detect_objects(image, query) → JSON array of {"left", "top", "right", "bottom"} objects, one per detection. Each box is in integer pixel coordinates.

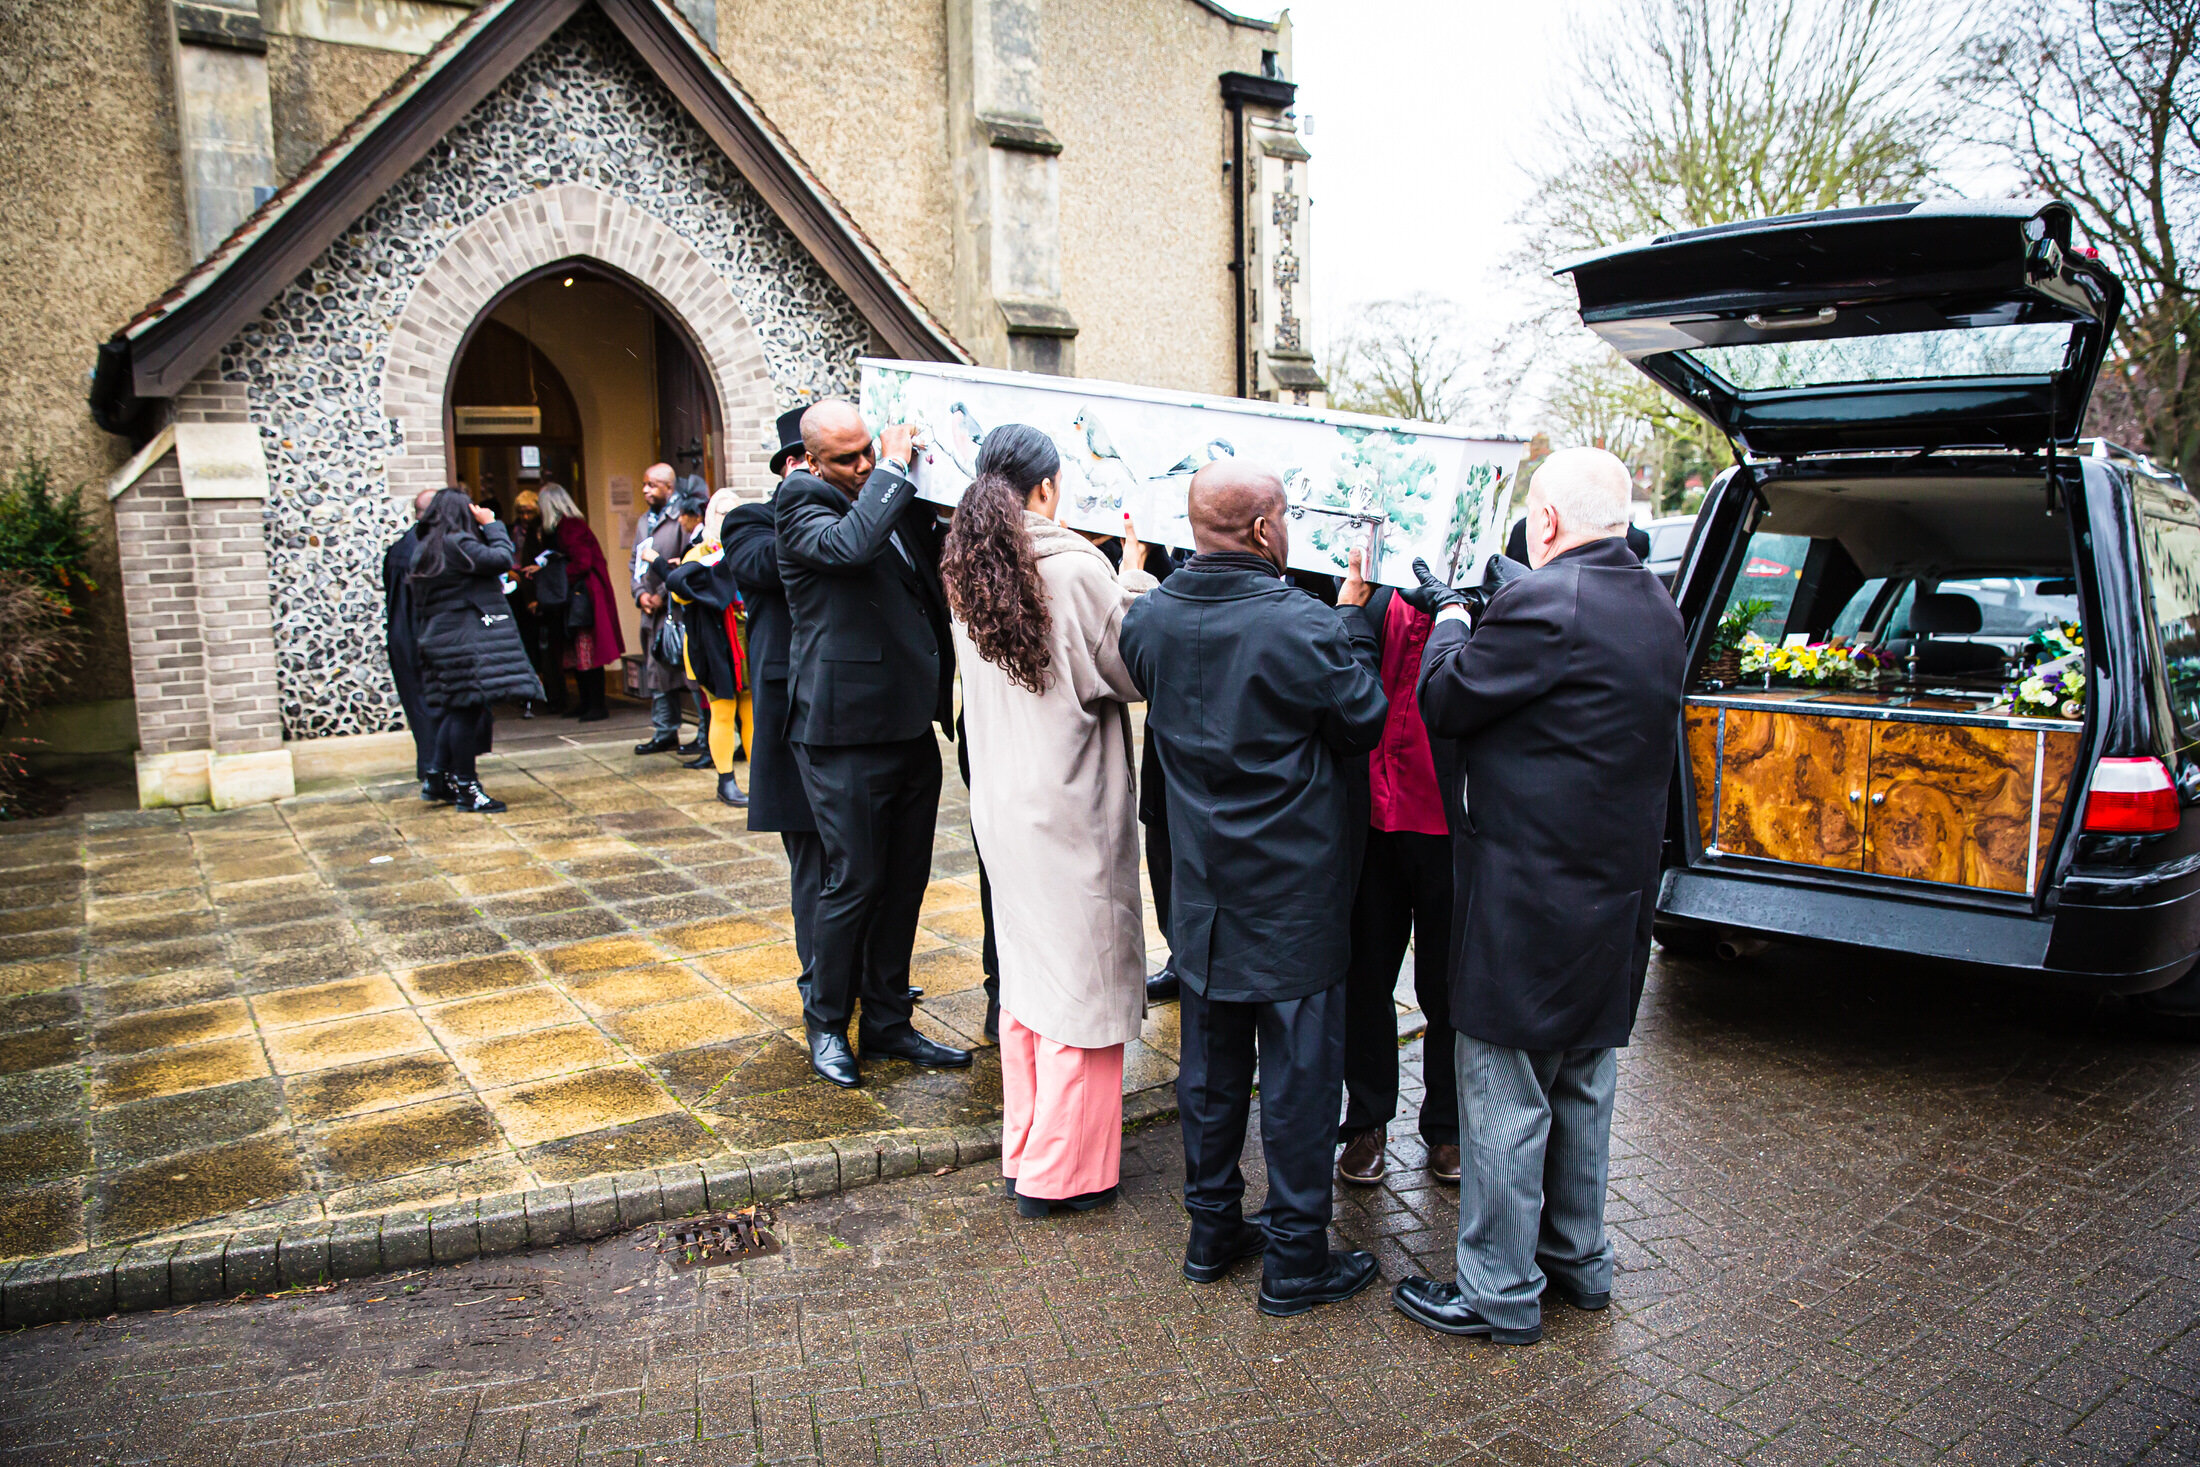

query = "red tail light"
[{"left": 2082, "top": 757, "right": 2182, "bottom": 835}]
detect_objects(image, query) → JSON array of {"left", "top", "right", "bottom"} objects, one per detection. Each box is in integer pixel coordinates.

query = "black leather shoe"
[
  {"left": 865, "top": 1032, "right": 971, "bottom": 1069},
  {"left": 1390, "top": 1276, "right": 1542, "bottom": 1343},
  {"left": 682, "top": 751, "right": 714, "bottom": 769},
  {"left": 1182, "top": 1221, "right": 1267, "bottom": 1283},
  {"left": 905, "top": 985, "right": 924, "bottom": 1002},
  {"left": 717, "top": 773, "right": 748, "bottom": 807},
  {"left": 677, "top": 739, "right": 705, "bottom": 756},
  {"left": 1146, "top": 966, "right": 1181, "bottom": 1002},
  {"left": 1542, "top": 1276, "right": 1610, "bottom": 1312},
  {"left": 806, "top": 1028, "right": 858, "bottom": 1088},
  {"left": 420, "top": 773, "right": 453, "bottom": 804},
  {"left": 1015, "top": 1184, "right": 1117, "bottom": 1219},
  {"left": 633, "top": 734, "right": 679, "bottom": 755},
  {"left": 1259, "top": 1249, "right": 1380, "bottom": 1317}
]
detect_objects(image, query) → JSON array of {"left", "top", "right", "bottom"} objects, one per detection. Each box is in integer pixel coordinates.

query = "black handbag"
[
  {"left": 565, "top": 584, "right": 594, "bottom": 633},
  {"left": 534, "top": 552, "right": 571, "bottom": 608},
  {"left": 652, "top": 610, "right": 688, "bottom": 671}
]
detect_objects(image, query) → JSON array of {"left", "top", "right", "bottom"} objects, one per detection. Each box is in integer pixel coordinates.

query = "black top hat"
[{"left": 768, "top": 405, "right": 807, "bottom": 475}]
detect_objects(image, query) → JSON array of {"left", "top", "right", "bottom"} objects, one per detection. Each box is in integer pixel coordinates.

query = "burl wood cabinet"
[{"left": 1685, "top": 695, "right": 2081, "bottom": 893}]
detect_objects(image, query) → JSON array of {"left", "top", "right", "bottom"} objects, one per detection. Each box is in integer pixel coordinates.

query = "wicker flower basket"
[{"left": 1702, "top": 650, "right": 1743, "bottom": 686}]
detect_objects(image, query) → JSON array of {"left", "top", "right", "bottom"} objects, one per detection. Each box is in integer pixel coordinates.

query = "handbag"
[
  {"left": 565, "top": 583, "right": 594, "bottom": 633},
  {"left": 653, "top": 608, "right": 688, "bottom": 671},
  {"left": 534, "top": 552, "right": 571, "bottom": 608}
]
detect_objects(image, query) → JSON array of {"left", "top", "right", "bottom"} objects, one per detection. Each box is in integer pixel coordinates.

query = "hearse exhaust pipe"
[{"left": 1714, "top": 932, "right": 1769, "bottom": 962}]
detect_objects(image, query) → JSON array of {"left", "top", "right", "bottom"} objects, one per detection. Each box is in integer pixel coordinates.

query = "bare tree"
[
  {"left": 1956, "top": 0, "right": 2200, "bottom": 472},
  {"left": 1522, "top": 0, "right": 1952, "bottom": 266},
  {"left": 1322, "top": 295, "right": 1478, "bottom": 424},
  {"left": 1538, "top": 349, "right": 1734, "bottom": 514}
]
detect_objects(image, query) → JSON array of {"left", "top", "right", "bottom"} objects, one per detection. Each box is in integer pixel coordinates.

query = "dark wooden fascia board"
[
  {"left": 132, "top": 0, "right": 589, "bottom": 398},
  {"left": 594, "top": 0, "right": 963, "bottom": 363}
]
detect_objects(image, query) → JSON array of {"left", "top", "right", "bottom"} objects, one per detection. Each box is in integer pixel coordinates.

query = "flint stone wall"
[{"left": 214, "top": 11, "right": 869, "bottom": 741}]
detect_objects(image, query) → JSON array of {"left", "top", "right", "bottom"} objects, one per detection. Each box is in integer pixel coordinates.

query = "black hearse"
[{"left": 1558, "top": 199, "right": 2200, "bottom": 1019}]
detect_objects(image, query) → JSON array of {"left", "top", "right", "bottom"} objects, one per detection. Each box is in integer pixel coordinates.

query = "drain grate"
[{"left": 659, "top": 1209, "right": 778, "bottom": 1269}]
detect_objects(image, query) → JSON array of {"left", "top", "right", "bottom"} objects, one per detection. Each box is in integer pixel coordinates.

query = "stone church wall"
[{"left": 213, "top": 11, "right": 873, "bottom": 742}]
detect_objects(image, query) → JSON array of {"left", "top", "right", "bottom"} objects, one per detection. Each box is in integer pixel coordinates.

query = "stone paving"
[
  {"left": 2, "top": 949, "right": 2196, "bottom": 1465},
  {"left": 0, "top": 730, "right": 1195, "bottom": 1265}
]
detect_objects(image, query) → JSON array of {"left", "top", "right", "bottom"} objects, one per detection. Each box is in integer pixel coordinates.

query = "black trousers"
[
  {"left": 781, "top": 829, "right": 824, "bottom": 1000},
  {"left": 1342, "top": 829, "right": 1460, "bottom": 1146},
  {"left": 392, "top": 655, "right": 442, "bottom": 780},
  {"left": 954, "top": 718, "right": 1000, "bottom": 1003},
  {"left": 1177, "top": 981, "right": 1345, "bottom": 1282},
  {"left": 791, "top": 735, "right": 940, "bottom": 1046},
  {"left": 434, "top": 703, "right": 493, "bottom": 784}
]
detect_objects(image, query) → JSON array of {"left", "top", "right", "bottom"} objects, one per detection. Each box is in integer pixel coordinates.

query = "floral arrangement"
[
  {"left": 2011, "top": 621, "right": 2087, "bottom": 720},
  {"left": 1737, "top": 632, "right": 1877, "bottom": 687}
]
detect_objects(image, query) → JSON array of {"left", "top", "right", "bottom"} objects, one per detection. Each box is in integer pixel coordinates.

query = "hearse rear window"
[
  {"left": 2139, "top": 486, "right": 2200, "bottom": 742},
  {"left": 1686, "top": 321, "right": 2076, "bottom": 391}
]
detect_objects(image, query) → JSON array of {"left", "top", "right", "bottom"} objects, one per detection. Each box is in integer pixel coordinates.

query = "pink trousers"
[{"left": 999, "top": 1010, "right": 1124, "bottom": 1201}]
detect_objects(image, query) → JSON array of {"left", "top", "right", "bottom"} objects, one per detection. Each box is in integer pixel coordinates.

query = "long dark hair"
[
  {"left": 410, "top": 488, "right": 480, "bottom": 581},
  {"left": 941, "top": 423, "right": 1059, "bottom": 695}
]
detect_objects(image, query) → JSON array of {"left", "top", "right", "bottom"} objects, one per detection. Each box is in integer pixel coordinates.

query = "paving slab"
[{"left": 0, "top": 722, "right": 1430, "bottom": 1293}]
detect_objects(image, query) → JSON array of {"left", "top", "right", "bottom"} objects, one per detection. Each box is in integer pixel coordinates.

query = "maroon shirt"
[{"left": 1369, "top": 591, "right": 1448, "bottom": 836}]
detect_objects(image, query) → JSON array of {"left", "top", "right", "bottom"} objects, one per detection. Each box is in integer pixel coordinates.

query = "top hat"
[{"left": 768, "top": 405, "right": 807, "bottom": 475}]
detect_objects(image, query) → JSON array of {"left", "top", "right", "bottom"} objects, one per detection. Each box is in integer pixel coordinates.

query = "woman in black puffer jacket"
[{"left": 410, "top": 487, "right": 544, "bottom": 812}]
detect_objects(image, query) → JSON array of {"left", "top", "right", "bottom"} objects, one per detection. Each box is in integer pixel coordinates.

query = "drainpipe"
[{"left": 1226, "top": 91, "right": 1246, "bottom": 398}]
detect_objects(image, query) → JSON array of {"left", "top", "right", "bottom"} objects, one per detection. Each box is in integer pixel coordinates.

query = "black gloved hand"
[
  {"left": 1399, "top": 557, "right": 1468, "bottom": 616},
  {"left": 1458, "top": 552, "right": 1528, "bottom": 617}
]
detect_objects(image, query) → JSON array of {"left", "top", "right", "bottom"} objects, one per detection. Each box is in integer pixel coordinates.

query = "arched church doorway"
[{"left": 446, "top": 260, "right": 725, "bottom": 664}]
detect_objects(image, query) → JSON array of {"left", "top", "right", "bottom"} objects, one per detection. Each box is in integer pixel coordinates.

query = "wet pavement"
[
  {"left": 0, "top": 727, "right": 1198, "bottom": 1265},
  {"left": 1, "top": 948, "right": 2195, "bottom": 1465}
]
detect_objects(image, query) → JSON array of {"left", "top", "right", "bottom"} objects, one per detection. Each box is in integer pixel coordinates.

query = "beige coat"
[{"left": 954, "top": 515, "right": 1158, "bottom": 1049}]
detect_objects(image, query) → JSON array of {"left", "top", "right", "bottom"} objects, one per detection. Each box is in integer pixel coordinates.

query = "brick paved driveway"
[{"left": 4, "top": 947, "right": 2196, "bottom": 1465}]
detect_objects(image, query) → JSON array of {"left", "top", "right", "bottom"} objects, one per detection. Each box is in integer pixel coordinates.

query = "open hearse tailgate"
[{"left": 1557, "top": 200, "right": 2123, "bottom": 457}]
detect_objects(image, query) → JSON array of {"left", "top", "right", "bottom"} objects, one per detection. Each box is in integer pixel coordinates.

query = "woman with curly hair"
[{"left": 942, "top": 422, "right": 1158, "bottom": 1217}]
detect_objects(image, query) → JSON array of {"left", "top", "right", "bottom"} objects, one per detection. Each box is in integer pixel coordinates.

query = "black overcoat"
[
  {"left": 410, "top": 521, "right": 546, "bottom": 710},
  {"left": 721, "top": 498, "right": 814, "bottom": 834},
  {"left": 775, "top": 465, "right": 955, "bottom": 746},
  {"left": 382, "top": 524, "right": 434, "bottom": 730},
  {"left": 1119, "top": 557, "right": 1388, "bottom": 1003},
  {"left": 662, "top": 548, "right": 740, "bottom": 698},
  {"left": 1417, "top": 536, "right": 1685, "bottom": 1052}
]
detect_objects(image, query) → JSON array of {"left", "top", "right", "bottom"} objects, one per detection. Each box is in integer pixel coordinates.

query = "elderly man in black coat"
[
  {"left": 382, "top": 489, "right": 442, "bottom": 800},
  {"left": 776, "top": 400, "right": 969, "bottom": 1089},
  {"left": 1120, "top": 460, "right": 1390, "bottom": 1317},
  {"left": 1392, "top": 447, "right": 1685, "bottom": 1346}
]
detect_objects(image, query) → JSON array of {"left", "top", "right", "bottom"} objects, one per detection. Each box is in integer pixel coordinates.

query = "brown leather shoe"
[
  {"left": 1428, "top": 1143, "right": 1461, "bottom": 1184},
  {"left": 1337, "top": 1129, "right": 1386, "bottom": 1185}
]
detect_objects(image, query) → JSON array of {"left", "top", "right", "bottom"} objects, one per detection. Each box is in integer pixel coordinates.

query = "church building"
[{"left": 2, "top": 0, "right": 1318, "bottom": 807}]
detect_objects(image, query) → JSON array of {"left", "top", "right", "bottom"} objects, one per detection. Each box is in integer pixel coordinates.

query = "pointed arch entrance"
[{"left": 380, "top": 183, "right": 781, "bottom": 511}]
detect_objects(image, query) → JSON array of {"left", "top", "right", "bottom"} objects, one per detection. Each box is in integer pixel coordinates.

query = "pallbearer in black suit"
[
  {"left": 776, "top": 401, "right": 971, "bottom": 1088},
  {"left": 1120, "top": 460, "right": 1390, "bottom": 1318},
  {"left": 1393, "top": 447, "right": 1685, "bottom": 1346}
]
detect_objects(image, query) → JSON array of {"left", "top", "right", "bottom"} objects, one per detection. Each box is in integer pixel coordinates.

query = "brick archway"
[{"left": 380, "top": 184, "right": 779, "bottom": 504}]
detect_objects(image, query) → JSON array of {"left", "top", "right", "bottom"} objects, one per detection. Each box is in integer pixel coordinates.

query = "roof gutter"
[{"left": 89, "top": 337, "right": 153, "bottom": 439}]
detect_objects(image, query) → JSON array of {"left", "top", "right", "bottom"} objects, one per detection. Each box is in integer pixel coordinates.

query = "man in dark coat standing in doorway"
[
  {"left": 1120, "top": 460, "right": 1390, "bottom": 1318},
  {"left": 776, "top": 400, "right": 970, "bottom": 1089},
  {"left": 1393, "top": 446, "right": 1685, "bottom": 1346},
  {"left": 382, "top": 488, "right": 442, "bottom": 800}
]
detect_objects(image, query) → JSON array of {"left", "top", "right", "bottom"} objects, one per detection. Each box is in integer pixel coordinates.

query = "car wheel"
[{"left": 1653, "top": 923, "right": 1719, "bottom": 961}]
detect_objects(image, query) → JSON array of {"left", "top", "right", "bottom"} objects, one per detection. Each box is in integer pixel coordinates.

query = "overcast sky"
[{"left": 1262, "top": 0, "right": 2017, "bottom": 433}]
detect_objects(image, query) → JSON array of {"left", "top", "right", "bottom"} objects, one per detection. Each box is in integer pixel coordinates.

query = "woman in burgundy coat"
[{"left": 537, "top": 484, "right": 626, "bottom": 722}]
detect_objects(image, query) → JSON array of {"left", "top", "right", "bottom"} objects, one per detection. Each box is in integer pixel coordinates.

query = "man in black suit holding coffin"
[
  {"left": 1392, "top": 447, "right": 1685, "bottom": 1345},
  {"left": 776, "top": 400, "right": 971, "bottom": 1088}
]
